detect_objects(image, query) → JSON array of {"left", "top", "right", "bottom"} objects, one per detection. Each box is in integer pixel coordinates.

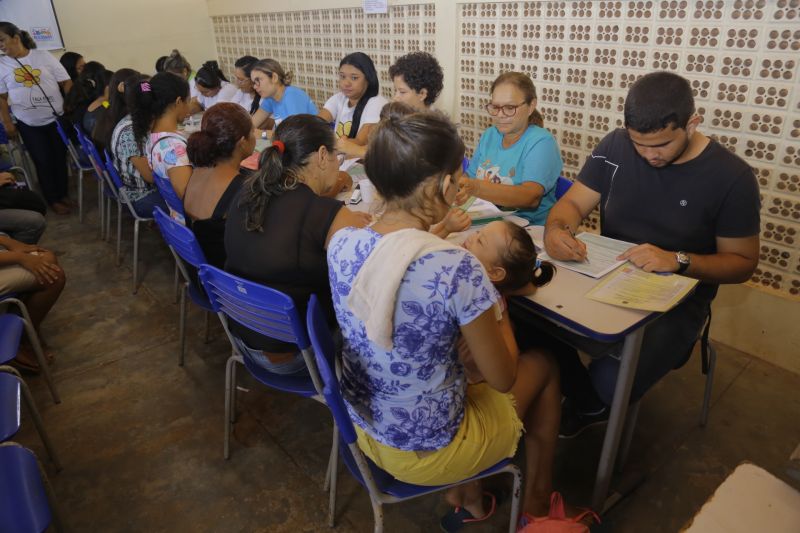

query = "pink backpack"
[{"left": 517, "top": 492, "right": 600, "bottom": 533}]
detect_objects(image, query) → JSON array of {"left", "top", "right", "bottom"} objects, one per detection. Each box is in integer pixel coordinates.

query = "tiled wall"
[{"left": 210, "top": 1, "right": 800, "bottom": 301}]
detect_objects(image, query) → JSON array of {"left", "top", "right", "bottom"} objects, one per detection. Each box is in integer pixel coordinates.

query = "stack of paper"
[
  {"left": 586, "top": 265, "right": 699, "bottom": 312},
  {"left": 539, "top": 232, "right": 635, "bottom": 279}
]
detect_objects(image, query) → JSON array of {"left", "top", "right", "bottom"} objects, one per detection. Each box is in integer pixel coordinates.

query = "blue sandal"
[{"left": 440, "top": 491, "right": 498, "bottom": 532}]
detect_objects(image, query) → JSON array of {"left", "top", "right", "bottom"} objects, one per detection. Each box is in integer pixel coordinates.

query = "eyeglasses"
[{"left": 485, "top": 101, "right": 529, "bottom": 117}]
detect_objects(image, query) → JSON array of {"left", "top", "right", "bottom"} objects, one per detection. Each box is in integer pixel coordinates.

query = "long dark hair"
[
  {"left": 339, "top": 52, "right": 379, "bottom": 139},
  {"left": 0, "top": 22, "right": 36, "bottom": 50},
  {"left": 235, "top": 55, "right": 260, "bottom": 114},
  {"left": 59, "top": 51, "right": 83, "bottom": 80},
  {"left": 495, "top": 221, "right": 555, "bottom": 293},
  {"left": 187, "top": 103, "right": 252, "bottom": 167},
  {"left": 155, "top": 56, "right": 168, "bottom": 73},
  {"left": 491, "top": 72, "right": 544, "bottom": 128},
  {"left": 64, "top": 61, "right": 110, "bottom": 115},
  {"left": 127, "top": 72, "right": 189, "bottom": 148},
  {"left": 195, "top": 60, "right": 228, "bottom": 90},
  {"left": 365, "top": 111, "right": 464, "bottom": 224},
  {"left": 240, "top": 114, "right": 335, "bottom": 231},
  {"left": 93, "top": 68, "right": 140, "bottom": 148}
]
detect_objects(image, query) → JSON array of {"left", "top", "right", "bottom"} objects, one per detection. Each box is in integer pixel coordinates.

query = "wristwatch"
[{"left": 675, "top": 251, "right": 690, "bottom": 274}]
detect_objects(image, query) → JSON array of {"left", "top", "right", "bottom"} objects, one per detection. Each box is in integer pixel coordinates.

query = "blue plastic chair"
[
  {"left": 103, "top": 149, "right": 156, "bottom": 294},
  {"left": 152, "top": 170, "right": 186, "bottom": 225},
  {"left": 0, "top": 313, "right": 60, "bottom": 469},
  {"left": 197, "top": 263, "right": 338, "bottom": 500},
  {"left": 0, "top": 442, "right": 63, "bottom": 533},
  {"left": 55, "top": 119, "right": 92, "bottom": 222},
  {"left": 555, "top": 176, "right": 573, "bottom": 200},
  {"left": 305, "top": 295, "right": 523, "bottom": 531},
  {"left": 0, "top": 296, "right": 59, "bottom": 404},
  {"left": 74, "top": 125, "right": 107, "bottom": 235},
  {"left": 85, "top": 136, "right": 121, "bottom": 243},
  {"left": 152, "top": 207, "right": 213, "bottom": 365}
]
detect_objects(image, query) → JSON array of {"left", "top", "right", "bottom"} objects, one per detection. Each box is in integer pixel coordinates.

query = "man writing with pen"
[{"left": 540, "top": 71, "right": 760, "bottom": 436}]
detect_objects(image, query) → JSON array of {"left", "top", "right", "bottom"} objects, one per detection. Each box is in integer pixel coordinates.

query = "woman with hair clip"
[
  {"left": 249, "top": 58, "right": 316, "bottom": 136},
  {"left": 81, "top": 67, "right": 113, "bottom": 139},
  {"left": 318, "top": 52, "right": 387, "bottom": 159},
  {"left": 107, "top": 73, "right": 168, "bottom": 218},
  {"left": 188, "top": 60, "right": 237, "bottom": 114},
  {"left": 230, "top": 55, "right": 259, "bottom": 115},
  {"left": 0, "top": 21, "right": 73, "bottom": 214},
  {"left": 129, "top": 72, "right": 193, "bottom": 199},
  {"left": 184, "top": 103, "right": 254, "bottom": 268},
  {"left": 162, "top": 49, "right": 199, "bottom": 99},
  {"left": 224, "top": 114, "right": 369, "bottom": 376},
  {"left": 63, "top": 61, "right": 109, "bottom": 129},
  {"left": 327, "top": 110, "right": 588, "bottom": 532},
  {"left": 458, "top": 72, "right": 563, "bottom": 225}
]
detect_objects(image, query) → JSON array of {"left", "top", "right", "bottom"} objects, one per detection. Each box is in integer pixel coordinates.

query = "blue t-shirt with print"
[
  {"left": 467, "top": 125, "right": 563, "bottom": 225},
  {"left": 259, "top": 85, "right": 318, "bottom": 125},
  {"left": 327, "top": 227, "right": 500, "bottom": 452}
]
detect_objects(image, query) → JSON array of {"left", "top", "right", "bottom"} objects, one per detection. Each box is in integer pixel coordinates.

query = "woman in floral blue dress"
[{"left": 327, "top": 111, "right": 564, "bottom": 530}]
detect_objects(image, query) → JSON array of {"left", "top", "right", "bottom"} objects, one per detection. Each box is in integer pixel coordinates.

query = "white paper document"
[
  {"left": 539, "top": 232, "right": 635, "bottom": 278},
  {"left": 586, "top": 264, "right": 698, "bottom": 312}
]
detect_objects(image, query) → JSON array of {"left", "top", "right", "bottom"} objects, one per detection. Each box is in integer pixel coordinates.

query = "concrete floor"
[{"left": 13, "top": 187, "right": 800, "bottom": 533}]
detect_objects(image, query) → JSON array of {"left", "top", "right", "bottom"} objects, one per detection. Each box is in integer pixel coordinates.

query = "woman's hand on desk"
[
  {"left": 543, "top": 225, "right": 587, "bottom": 262},
  {"left": 618, "top": 243, "right": 677, "bottom": 273}
]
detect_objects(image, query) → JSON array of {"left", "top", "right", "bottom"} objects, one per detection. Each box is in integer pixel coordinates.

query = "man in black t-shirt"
[{"left": 542, "top": 71, "right": 760, "bottom": 437}]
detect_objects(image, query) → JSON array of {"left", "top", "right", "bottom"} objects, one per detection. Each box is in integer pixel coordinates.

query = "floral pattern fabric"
[
  {"left": 327, "top": 227, "right": 499, "bottom": 451},
  {"left": 110, "top": 115, "right": 155, "bottom": 203}
]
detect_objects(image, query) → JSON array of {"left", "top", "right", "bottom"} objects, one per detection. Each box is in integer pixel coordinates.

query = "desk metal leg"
[{"left": 591, "top": 327, "right": 645, "bottom": 512}]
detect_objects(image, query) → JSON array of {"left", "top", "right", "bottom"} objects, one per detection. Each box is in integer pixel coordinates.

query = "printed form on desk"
[
  {"left": 586, "top": 265, "right": 699, "bottom": 313},
  {"left": 539, "top": 232, "right": 636, "bottom": 278}
]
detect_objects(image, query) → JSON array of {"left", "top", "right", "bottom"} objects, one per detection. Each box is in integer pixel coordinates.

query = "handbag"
[{"left": 517, "top": 493, "right": 600, "bottom": 533}]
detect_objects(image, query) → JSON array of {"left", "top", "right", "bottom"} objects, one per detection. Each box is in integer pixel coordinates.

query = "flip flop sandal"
[{"left": 440, "top": 491, "right": 498, "bottom": 532}]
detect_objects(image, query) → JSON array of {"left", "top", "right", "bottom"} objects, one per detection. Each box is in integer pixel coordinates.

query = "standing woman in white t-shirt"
[
  {"left": 189, "top": 60, "right": 238, "bottom": 114},
  {"left": 318, "top": 52, "right": 387, "bottom": 159},
  {"left": 0, "top": 22, "right": 73, "bottom": 214}
]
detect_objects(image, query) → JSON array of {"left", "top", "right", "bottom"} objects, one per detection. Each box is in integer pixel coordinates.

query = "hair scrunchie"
[
  {"left": 140, "top": 81, "right": 151, "bottom": 92},
  {"left": 272, "top": 140, "right": 285, "bottom": 155}
]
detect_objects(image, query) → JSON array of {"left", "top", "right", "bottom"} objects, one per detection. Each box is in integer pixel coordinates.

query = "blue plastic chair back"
[
  {"left": 152, "top": 207, "right": 207, "bottom": 269},
  {"left": 0, "top": 373, "right": 21, "bottom": 441},
  {"left": 103, "top": 149, "right": 125, "bottom": 190},
  {"left": 306, "top": 296, "right": 358, "bottom": 445},
  {"left": 198, "top": 264, "right": 310, "bottom": 349},
  {"left": 152, "top": 170, "right": 186, "bottom": 223},
  {"left": 0, "top": 313, "right": 24, "bottom": 366},
  {"left": 0, "top": 445, "right": 53, "bottom": 532},
  {"left": 0, "top": 122, "right": 7, "bottom": 145},
  {"left": 555, "top": 176, "right": 573, "bottom": 200},
  {"left": 54, "top": 120, "right": 70, "bottom": 147}
]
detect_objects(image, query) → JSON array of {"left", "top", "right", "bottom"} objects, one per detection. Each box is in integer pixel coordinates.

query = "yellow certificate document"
[{"left": 586, "top": 264, "right": 699, "bottom": 312}]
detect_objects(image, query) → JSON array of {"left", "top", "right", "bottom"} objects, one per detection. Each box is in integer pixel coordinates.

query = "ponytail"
[
  {"left": 240, "top": 114, "right": 335, "bottom": 231},
  {"left": 195, "top": 60, "right": 228, "bottom": 89},
  {"left": 127, "top": 72, "right": 189, "bottom": 148},
  {"left": 339, "top": 52, "right": 379, "bottom": 139},
  {"left": 0, "top": 22, "right": 37, "bottom": 50},
  {"left": 186, "top": 103, "right": 251, "bottom": 167},
  {"left": 529, "top": 108, "right": 545, "bottom": 128},
  {"left": 495, "top": 221, "right": 556, "bottom": 293}
]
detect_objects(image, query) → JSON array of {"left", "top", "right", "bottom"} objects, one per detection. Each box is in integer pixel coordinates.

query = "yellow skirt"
[{"left": 354, "top": 383, "right": 524, "bottom": 486}]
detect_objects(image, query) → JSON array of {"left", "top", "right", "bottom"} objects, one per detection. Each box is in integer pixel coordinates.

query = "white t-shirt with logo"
[
  {"left": 323, "top": 92, "right": 387, "bottom": 138},
  {"left": 0, "top": 50, "right": 70, "bottom": 127},
  {"left": 230, "top": 89, "right": 256, "bottom": 113},
  {"left": 196, "top": 81, "right": 238, "bottom": 110}
]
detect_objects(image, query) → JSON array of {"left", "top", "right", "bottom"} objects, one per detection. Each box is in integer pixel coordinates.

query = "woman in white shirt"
[
  {"left": 231, "top": 55, "right": 259, "bottom": 116},
  {"left": 189, "top": 61, "right": 237, "bottom": 114},
  {"left": 318, "top": 52, "right": 387, "bottom": 159},
  {"left": 0, "top": 22, "right": 73, "bottom": 214}
]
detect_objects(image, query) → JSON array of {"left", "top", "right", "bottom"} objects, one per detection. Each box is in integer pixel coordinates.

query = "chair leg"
[
  {"left": 371, "top": 498, "right": 384, "bottom": 533},
  {"left": 6, "top": 298, "right": 60, "bottom": 404},
  {"left": 223, "top": 354, "right": 239, "bottom": 460},
  {"left": 115, "top": 201, "right": 122, "bottom": 265},
  {"left": 132, "top": 220, "right": 140, "bottom": 294},
  {"left": 173, "top": 262, "right": 180, "bottom": 303},
  {"left": 508, "top": 467, "right": 523, "bottom": 533},
  {"left": 97, "top": 181, "right": 104, "bottom": 238},
  {"left": 327, "top": 425, "right": 339, "bottom": 527},
  {"left": 16, "top": 373, "right": 62, "bottom": 470},
  {"left": 700, "top": 345, "right": 717, "bottom": 427},
  {"left": 615, "top": 400, "right": 641, "bottom": 474},
  {"left": 78, "top": 169, "right": 84, "bottom": 223},
  {"left": 230, "top": 353, "right": 239, "bottom": 424},
  {"left": 178, "top": 283, "right": 187, "bottom": 366}
]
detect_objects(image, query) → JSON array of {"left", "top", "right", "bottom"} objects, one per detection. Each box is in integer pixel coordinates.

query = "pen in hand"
[{"left": 565, "top": 225, "right": 590, "bottom": 264}]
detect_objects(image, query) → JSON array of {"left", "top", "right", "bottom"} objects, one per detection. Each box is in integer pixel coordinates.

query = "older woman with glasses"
[{"left": 457, "top": 72, "right": 563, "bottom": 225}]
